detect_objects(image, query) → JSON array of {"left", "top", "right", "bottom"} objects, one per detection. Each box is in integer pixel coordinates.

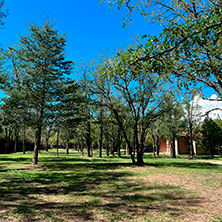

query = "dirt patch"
[
  {"left": 135, "top": 167, "right": 222, "bottom": 222},
  {"left": 197, "top": 159, "right": 222, "bottom": 165}
]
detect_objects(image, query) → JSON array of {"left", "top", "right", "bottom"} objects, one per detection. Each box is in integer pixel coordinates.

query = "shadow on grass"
[
  {"left": 0, "top": 157, "right": 206, "bottom": 222},
  {"left": 0, "top": 157, "right": 32, "bottom": 165},
  {"left": 145, "top": 160, "right": 222, "bottom": 170}
]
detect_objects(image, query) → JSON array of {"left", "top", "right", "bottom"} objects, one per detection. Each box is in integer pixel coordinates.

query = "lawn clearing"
[{"left": 0, "top": 150, "right": 222, "bottom": 222}]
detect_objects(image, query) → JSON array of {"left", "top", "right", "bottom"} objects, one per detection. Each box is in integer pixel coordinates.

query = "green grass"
[{"left": 0, "top": 150, "right": 222, "bottom": 221}]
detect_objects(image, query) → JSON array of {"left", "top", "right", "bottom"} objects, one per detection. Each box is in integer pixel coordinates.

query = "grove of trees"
[{"left": 0, "top": 0, "right": 222, "bottom": 164}]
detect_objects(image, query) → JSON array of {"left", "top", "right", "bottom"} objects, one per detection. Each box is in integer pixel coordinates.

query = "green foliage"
[
  {"left": 101, "top": 0, "right": 222, "bottom": 97},
  {"left": 200, "top": 117, "right": 222, "bottom": 156},
  {"left": 3, "top": 22, "right": 74, "bottom": 162}
]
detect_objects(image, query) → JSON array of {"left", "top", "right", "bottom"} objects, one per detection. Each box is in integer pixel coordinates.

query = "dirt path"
[{"left": 196, "top": 159, "right": 222, "bottom": 165}]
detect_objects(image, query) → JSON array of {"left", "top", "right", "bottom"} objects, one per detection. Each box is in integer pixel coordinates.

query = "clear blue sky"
[
  {"left": 1, "top": 0, "right": 161, "bottom": 62},
  {"left": 0, "top": 0, "right": 215, "bottom": 97}
]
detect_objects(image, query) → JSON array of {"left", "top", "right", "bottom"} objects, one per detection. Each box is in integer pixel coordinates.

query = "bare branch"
[{"left": 199, "top": 108, "right": 222, "bottom": 117}]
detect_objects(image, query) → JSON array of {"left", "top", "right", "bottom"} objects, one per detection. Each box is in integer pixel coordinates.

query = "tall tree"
[
  {"left": 7, "top": 22, "right": 73, "bottom": 164},
  {"left": 92, "top": 52, "right": 169, "bottom": 164}
]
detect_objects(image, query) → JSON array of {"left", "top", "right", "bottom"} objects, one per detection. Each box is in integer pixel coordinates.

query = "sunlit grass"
[{"left": 0, "top": 149, "right": 221, "bottom": 221}]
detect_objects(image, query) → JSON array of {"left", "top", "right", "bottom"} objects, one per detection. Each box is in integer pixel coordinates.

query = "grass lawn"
[{"left": 0, "top": 150, "right": 222, "bottom": 222}]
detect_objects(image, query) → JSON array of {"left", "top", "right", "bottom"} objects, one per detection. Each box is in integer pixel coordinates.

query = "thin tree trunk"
[
  {"left": 152, "top": 135, "right": 156, "bottom": 157},
  {"left": 45, "top": 126, "right": 52, "bottom": 152},
  {"left": 66, "top": 129, "right": 69, "bottom": 155},
  {"left": 123, "top": 140, "right": 127, "bottom": 155},
  {"left": 117, "top": 128, "right": 121, "bottom": 157},
  {"left": 32, "top": 125, "right": 42, "bottom": 164},
  {"left": 136, "top": 121, "right": 144, "bottom": 165},
  {"left": 91, "top": 145, "right": 93, "bottom": 157},
  {"left": 56, "top": 128, "right": 60, "bottom": 157},
  {"left": 170, "top": 138, "right": 176, "bottom": 158},
  {"left": 99, "top": 100, "right": 104, "bottom": 158},
  {"left": 156, "top": 135, "right": 160, "bottom": 157},
  {"left": 86, "top": 121, "right": 91, "bottom": 157},
  {"left": 45, "top": 137, "right": 49, "bottom": 152},
  {"left": 5, "top": 128, "right": 8, "bottom": 154},
  {"left": 112, "top": 108, "right": 135, "bottom": 164},
  {"left": 189, "top": 126, "right": 194, "bottom": 159},
  {"left": 23, "top": 126, "right": 26, "bottom": 154},
  {"left": 106, "top": 143, "right": 110, "bottom": 156},
  {"left": 99, "top": 124, "right": 103, "bottom": 158},
  {"left": 8, "top": 129, "right": 13, "bottom": 144},
  {"left": 32, "top": 105, "right": 44, "bottom": 165},
  {"left": 14, "top": 130, "right": 18, "bottom": 153},
  {"left": 81, "top": 134, "right": 84, "bottom": 156}
]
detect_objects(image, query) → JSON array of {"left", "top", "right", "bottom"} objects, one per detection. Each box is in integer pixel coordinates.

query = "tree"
[
  {"left": 200, "top": 117, "right": 222, "bottom": 157},
  {"left": 7, "top": 22, "right": 73, "bottom": 164},
  {"left": 182, "top": 91, "right": 202, "bottom": 158},
  {"left": 0, "top": 0, "right": 8, "bottom": 84},
  {"left": 161, "top": 92, "right": 184, "bottom": 158},
  {"left": 91, "top": 52, "right": 170, "bottom": 164},
  {"left": 149, "top": 118, "right": 165, "bottom": 157},
  {"left": 214, "top": 118, "right": 222, "bottom": 156},
  {"left": 101, "top": 0, "right": 222, "bottom": 101},
  {"left": 1, "top": 84, "right": 31, "bottom": 154},
  {"left": 55, "top": 80, "right": 83, "bottom": 155}
]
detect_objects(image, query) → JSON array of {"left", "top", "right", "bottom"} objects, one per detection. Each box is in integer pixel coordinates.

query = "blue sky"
[
  {"left": 0, "top": 0, "right": 216, "bottom": 98},
  {"left": 1, "top": 0, "right": 161, "bottom": 63}
]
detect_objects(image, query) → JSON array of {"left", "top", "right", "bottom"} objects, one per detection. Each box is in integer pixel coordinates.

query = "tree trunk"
[
  {"left": 5, "top": 128, "right": 8, "bottom": 154},
  {"left": 23, "top": 127, "right": 26, "bottom": 154},
  {"left": 86, "top": 121, "right": 92, "bottom": 157},
  {"left": 170, "top": 138, "right": 176, "bottom": 158},
  {"left": 126, "top": 142, "right": 129, "bottom": 155},
  {"left": 152, "top": 135, "right": 156, "bottom": 157},
  {"left": 188, "top": 126, "right": 194, "bottom": 159},
  {"left": 135, "top": 121, "right": 145, "bottom": 165},
  {"left": 14, "top": 130, "right": 18, "bottom": 153},
  {"left": 210, "top": 146, "right": 214, "bottom": 157},
  {"left": 106, "top": 143, "right": 110, "bottom": 156},
  {"left": 45, "top": 126, "right": 52, "bottom": 152},
  {"left": 111, "top": 107, "right": 135, "bottom": 164},
  {"left": 81, "top": 134, "right": 84, "bottom": 156},
  {"left": 56, "top": 128, "right": 60, "bottom": 157},
  {"left": 66, "top": 141, "right": 69, "bottom": 154},
  {"left": 45, "top": 137, "right": 49, "bottom": 152},
  {"left": 32, "top": 106, "right": 44, "bottom": 164},
  {"left": 117, "top": 128, "right": 121, "bottom": 158},
  {"left": 66, "top": 129, "right": 69, "bottom": 155},
  {"left": 156, "top": 135, "right": 160, "bottom": 157},
  {"left": 123, "top": 140, "right": 127, "bottom": 155},
  {"left": 99, "top": 124, "right": 103, "bottom": 158},
  {"left": 8, "top": 129, "right": 13, "bottom": 144},
  {"left": 32, "top": 125, "right": 42, "bottom": 164},
  {"left": 137, "top": 144, "right": 144, "bottom": 165}
]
